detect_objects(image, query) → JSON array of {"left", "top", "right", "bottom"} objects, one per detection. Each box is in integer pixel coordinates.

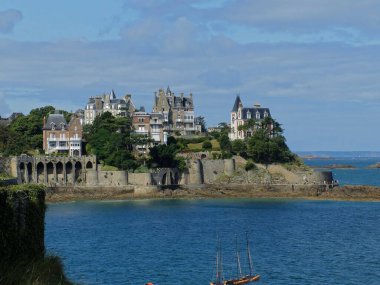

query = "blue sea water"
[
  {"left": 45, "top": 199, "right": 380, "bottom": 285},
  {"left": 299, "top": 151, "right": 380, "bottom": 186}
]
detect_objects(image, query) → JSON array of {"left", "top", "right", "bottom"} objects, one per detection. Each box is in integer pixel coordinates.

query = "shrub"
[
  {"left": 245, "top": 161, "right": 257, "bottom": 171},
  {"left": 202, "top": 140, "right": 212, "bottom": 151}
]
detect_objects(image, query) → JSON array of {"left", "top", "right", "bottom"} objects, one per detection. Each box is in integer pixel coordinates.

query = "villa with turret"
[
  {"left": 229, "top": 95, "right": 271, "bottom": 140},
  {"left": 153, "top": 87, "right": 200, "bottom": 135}
]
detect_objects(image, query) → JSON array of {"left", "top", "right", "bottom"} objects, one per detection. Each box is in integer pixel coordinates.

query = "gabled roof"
[
  {"left": 45, "top": 114, "right": 68, "bottom": 130},
  {"left": 232, "top": 95, "right": 242, "bottom": 112}
]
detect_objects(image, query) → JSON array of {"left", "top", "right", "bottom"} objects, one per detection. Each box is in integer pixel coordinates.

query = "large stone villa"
[
  {"left": 229, "top": 95, "right": 271, "bottom": 141},
  {"left": 42, "top": 113, "right": 83, "bottom": 156}
]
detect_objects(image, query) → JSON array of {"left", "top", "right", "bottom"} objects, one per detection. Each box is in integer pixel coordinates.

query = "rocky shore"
[{"left": 45, "top": 184, "right": 380, "bottom": 202}]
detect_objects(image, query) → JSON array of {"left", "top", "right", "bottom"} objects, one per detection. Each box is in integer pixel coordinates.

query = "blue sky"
[{"left": 0, "top": 0, "right": 380, "bottom": 151}]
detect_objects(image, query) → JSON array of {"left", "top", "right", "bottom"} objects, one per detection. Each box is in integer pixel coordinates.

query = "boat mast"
[
  {"left": 246, "top": 232, "right": 254, "bottom": 276},
  {"left": 215, "top": 235, "right": 223, "bottom": 284},
  {"left": 236, "top": 235, "right": 242, "bottom": 278}
]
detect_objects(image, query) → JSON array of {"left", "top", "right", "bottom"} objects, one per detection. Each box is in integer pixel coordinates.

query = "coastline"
[{"left": 45, "top": 184, "right": 380, "bottom": 203}]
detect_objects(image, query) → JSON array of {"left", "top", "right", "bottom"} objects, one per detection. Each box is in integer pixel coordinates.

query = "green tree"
[
  {"left": 4, "top": 106, "right": 56, "bottom": 155},
  {"left": 85, "top": 112, "right": 137, "bottom": 170},
  {"left": 149, "top": 144, "right": 178, "bottom": 168},
  {"left": 202, "top": 140, "right": 212, "bottom": 151},
  {"left": 219, "top": 133, "right": 232, "bottom": 153},
  {"left": 246, "top": 128, "right": 294, "bottom": 164},
  {"left": 231, "top": 139, "right": 247, "bottom": 155},
  {"left": 196, "top": 116, "right": 207, "bottom": 133}
]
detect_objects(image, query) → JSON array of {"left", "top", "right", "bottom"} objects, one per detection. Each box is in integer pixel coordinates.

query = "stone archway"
[
  {"left": 86, "top": 161, "right": 93, "bottom": 169},
  {"left": 19, "top": 162, "right": 26, "bottom": 183},
  {"left": 36, "top": 162, "right": 44, "bottom": 184},
  {"left": 66, "top": 161, "right": 73, "bottom": 185},
  {"left": 27, "top": 162, "right": 33, "bottom": 183},
  {"left": 56, "top": 162, "right": 64, "bottom": 185},
  {"left": 74, "top": 161, "right": 82, "bottom": 183},
  {"left": 46, "top": 162, "right": 54, "bottom": 184},
  {"left": 161, "top": 173, "right": 167, "bottom": 185}
]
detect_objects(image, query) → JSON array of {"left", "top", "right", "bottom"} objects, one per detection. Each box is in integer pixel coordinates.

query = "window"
[
  {"left": 256, "top": 112, "right": 260, "bottom": 119},
  {"left": 264, "top": 111, "right": 268, "bottom": 118},
  {"left": 247, "top": 111, "right": 251, "bottom": 119}
]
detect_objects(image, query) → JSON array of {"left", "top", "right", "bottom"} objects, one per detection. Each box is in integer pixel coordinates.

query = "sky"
[{"left": 0, "top": 0, "right": 380, "bottom": 151}]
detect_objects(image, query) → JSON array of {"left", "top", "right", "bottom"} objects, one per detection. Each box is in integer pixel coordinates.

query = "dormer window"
[
  {"left": 238, "top": 112, "right": 241, "bottom": 119},
  {"left": 256, "top": 112, "right": 260, "bottom": 119},
  {"left": 247, "top": 111, "right": 251, "bottom": 119},
  {"left": 51, "top": 123, "right": 56, "bottom": 130},
  {"left": 264, "top": 111, "right": 268, "bottom": 118}
]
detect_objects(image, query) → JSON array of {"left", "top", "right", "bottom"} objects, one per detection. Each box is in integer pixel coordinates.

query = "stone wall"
[
  {"left": 201, "top": 159, "right": 225, "bottom": 183},
  {"left": 186, "top": 159, "right": 236, "bottom": 184},
  {"left": 97, "top": 171, "right": 128, "bottom": 186},
  {"left": 128, "top": 173, "right": 152, "bottom": 186}
]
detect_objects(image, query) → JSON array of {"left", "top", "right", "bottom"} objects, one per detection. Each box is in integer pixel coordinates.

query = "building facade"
[
  {"left": 84, "top": 90, "right": 136, "bottom": 125},
  {"left": 43, "top": 113, "right": 83, "bottom": 156},
  {"left": 152, "top": 87, "right": 199, "bottom": 135},
  {"left": 229, "top": 95, "right": 271, "bottom": 140}
]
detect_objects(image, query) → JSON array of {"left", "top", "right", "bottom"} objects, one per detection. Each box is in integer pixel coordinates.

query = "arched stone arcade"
[
  {"left": 152, "top": 168, "right": 180, "bottom": 186},
  {"left": 16, "top": 155, "right": 97, "bottom": 186}
]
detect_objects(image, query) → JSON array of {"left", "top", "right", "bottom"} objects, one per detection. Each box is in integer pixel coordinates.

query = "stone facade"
[
  {"left": 84, "top": 91, "right": 136, "bottom": 125},
  {"left": 43, "top": 113, "right": 83, "bottom": 156},
  {"left": 152, "top": 87, "right": 200, "bottom": 135},
  {"left": 229, "top": 95, "right": 271, "bottom": 140}
]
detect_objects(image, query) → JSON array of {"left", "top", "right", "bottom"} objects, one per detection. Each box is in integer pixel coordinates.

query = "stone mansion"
[{"left": 229, "top": 95, "right": 271, "bottom": 140}]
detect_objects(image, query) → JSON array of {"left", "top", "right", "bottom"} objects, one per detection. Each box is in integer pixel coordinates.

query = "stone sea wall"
[{"left": 10, "top": 155, "right": 333, "bottom": 196}]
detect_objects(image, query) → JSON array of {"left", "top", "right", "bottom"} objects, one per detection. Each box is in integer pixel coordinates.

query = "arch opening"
[{"left": 36, "top": 162, "right": 44, "bottom": 183}]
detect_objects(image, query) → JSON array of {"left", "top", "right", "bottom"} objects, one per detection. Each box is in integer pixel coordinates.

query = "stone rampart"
[
  {"left": 128, "top": 173, "right": 152, "bottom": 186},
  {"left": 202, "top": 159, "right": 225, "bottom": 183},
  {"left": 97, "top": 171, "right": 128, "bottom": 186}
]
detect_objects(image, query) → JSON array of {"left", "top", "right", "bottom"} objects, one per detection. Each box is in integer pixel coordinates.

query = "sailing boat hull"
[
  {"left": 210, "top": 275, "right": 260, "bottom": 285},
  {"left": 224, "top": 274, "right": 260, "bottom": 284}
]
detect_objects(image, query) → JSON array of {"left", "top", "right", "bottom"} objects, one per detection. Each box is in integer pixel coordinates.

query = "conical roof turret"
[{"left": 232, "top": 95, "right": 242, "bottom": 112}]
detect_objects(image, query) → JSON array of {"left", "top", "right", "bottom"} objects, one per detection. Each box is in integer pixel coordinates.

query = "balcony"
[{"left": 47, "top": 138, "right": 69, "bottom": 142}]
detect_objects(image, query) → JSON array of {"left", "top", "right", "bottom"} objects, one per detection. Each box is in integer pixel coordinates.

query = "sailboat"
[{"left": 210, "top": 233, "right": 260, "bottom": 285}]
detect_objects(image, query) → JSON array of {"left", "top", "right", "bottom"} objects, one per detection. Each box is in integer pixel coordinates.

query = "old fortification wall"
[
  {"left": 128, "top": 173, "right": 152, "bottom": 186},
  {"left": 97, "top": 171, "right": 128, "bottom": 186},
  {"left": 10, "top": 154, "right": 333, "bottom": 191}
]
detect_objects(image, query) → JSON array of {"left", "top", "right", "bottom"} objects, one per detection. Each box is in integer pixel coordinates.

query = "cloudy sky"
[{"left": 0, "top": 0, "right": 379, "bottom": 151}]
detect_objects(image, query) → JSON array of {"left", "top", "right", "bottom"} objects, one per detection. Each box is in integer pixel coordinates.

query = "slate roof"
[
  {"left": 45, "top": 114, "right": 68, "bottom": 130},
  {"left": 232, "top": 95, "right": 242, "bottom": 112},
  {"left": 241, "top": 107, "right": 270, "bottom": 120},
  {"left": 110, "top": 99, "right": 125, "bottom": 104}
]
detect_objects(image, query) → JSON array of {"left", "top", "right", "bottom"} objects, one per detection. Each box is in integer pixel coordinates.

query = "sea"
[{"left": 45, "top": 152, "right": 380, "bottom": 285}]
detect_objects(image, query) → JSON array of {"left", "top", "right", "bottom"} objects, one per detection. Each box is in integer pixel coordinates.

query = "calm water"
[
  {"left": 302, "top": 155, "right": 380, "bottom": 186},
  {"left": 45, "top": 199, "right": 380, "bottom": 285}
]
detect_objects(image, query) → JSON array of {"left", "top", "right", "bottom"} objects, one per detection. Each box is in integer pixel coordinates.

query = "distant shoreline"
[{"left": 45, "top": 184, "right": 380, "bottom": 203}]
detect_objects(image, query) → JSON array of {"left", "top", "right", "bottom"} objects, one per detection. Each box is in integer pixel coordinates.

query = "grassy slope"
[{"left": 187, "top": 139, "right": 220, "bottom": 151}]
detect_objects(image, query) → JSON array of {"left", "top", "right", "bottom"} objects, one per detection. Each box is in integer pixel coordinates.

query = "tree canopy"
[
  {"left": 84, "top": 112, "right": 138, "bottom": 170},
  {"left": 0, "top": 106, "right": 57, "bottom": 155}
]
